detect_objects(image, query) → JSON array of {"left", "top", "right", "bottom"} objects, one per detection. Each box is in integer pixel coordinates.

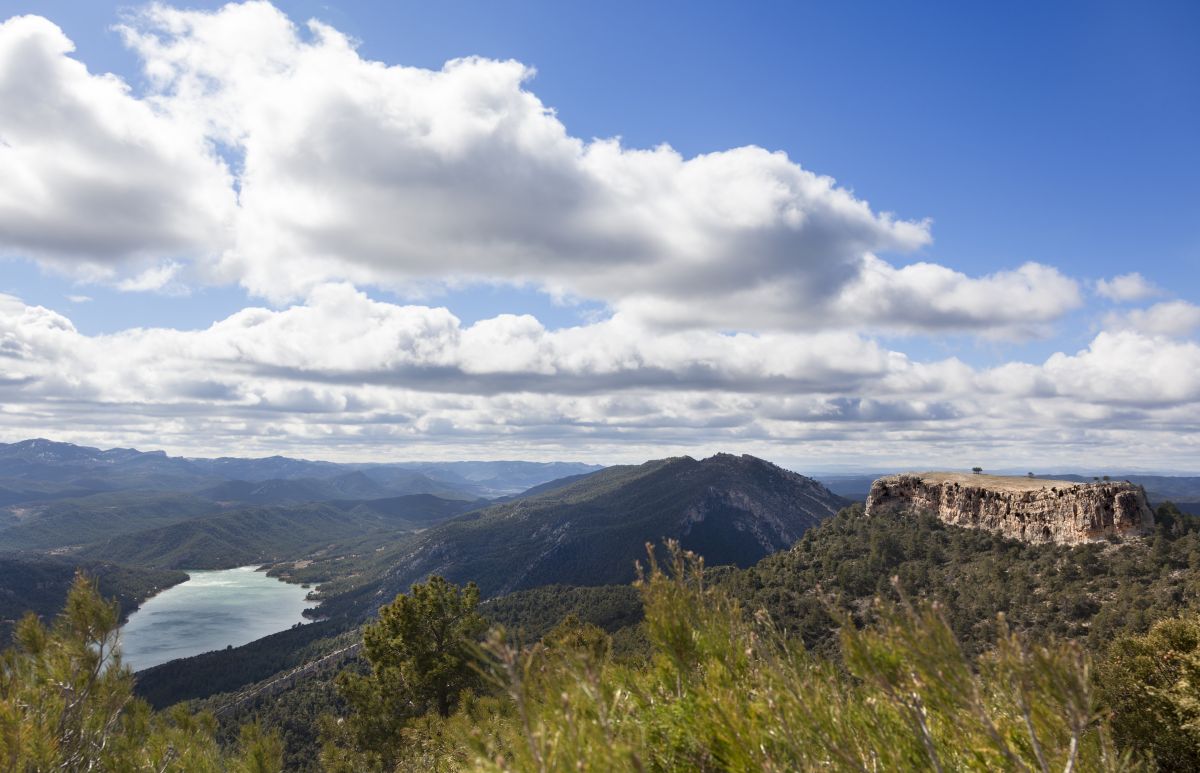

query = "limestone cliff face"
[{"left": 865, "top": 472, "right": 1155, "bottom": 545}]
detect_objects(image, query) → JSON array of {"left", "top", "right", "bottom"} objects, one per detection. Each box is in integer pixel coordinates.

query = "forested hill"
[
  {"left": 73, "top": 497, "right": 477, "bottom": 570},
  {"left": 374, "top": 453, "right": 847, "bottom": 600},
  {"left": 0, "top": 491, "right": 218, "bottom": 551},
  {"left": 0, "top": 556, "right": 185, "bottom": 641},
  {"left": 722, "top": 501, "right": 1200, "bottom": 657}
]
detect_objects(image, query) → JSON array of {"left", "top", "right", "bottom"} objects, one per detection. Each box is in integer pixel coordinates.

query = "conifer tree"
[
  {"left": 325, "top": 576, "right": 486, "bottom": 771},
  {"left": 0, "top": 572, "right": 282, "bottom": 772}
]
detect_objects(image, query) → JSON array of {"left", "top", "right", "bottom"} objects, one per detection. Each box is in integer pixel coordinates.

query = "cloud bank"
[{"left": 0, "top": 289, "right": 1195, "bottom": 466}]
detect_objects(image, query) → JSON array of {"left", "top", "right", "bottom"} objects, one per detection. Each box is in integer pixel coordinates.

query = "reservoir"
[{"left": 118, "top": 566, "right": 315, "bottom": 671}]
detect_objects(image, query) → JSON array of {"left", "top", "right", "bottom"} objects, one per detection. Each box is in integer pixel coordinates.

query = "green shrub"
[
  {"left": 458, "top": 542, "right": 1127, "bottom": 772},
  {"left": 1097, "top": 615, "right": 1200, "bottom": 769}
]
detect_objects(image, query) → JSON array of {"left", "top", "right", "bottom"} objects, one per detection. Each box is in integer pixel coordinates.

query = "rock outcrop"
[{"left": 865, "top": 472, "right": 1155, "bottom": 545}]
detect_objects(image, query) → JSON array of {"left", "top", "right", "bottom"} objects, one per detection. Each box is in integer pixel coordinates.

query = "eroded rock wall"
[{"left": 865, "top": 474, "right": 1155, "bottom": 545}]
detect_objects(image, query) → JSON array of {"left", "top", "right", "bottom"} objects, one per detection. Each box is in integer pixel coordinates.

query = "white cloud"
[
  {"left": 115, "top": 261, "right": 188, "bottom": 294},
  {"left": 1039, "top": 331, "right": 1200, "bottom": 406},
  {"left": 0, "top": 1, "right": 1075, "bottom": 336},
  {"left": 0, "top": 15, "right": 236, "bottom": 271},
  {"left": 978, "top": 330, "right": 1200, "bottom": 407},
  {"left": 1104, "top": 300, "right": 1200, "bottom": 338},
  {"left": 120, "top": 0, "right": 929, "bottom": 326},
  {"left": 1095, "top": 272, "right": 1161, "bottom": 302},
  {"left": 0, "top": 289, "right": 1195, "bottom": 466},
  {"left": 84, "top": 283, "right": 901, "bottom": 393},
  {"left": 837, "top": 257, "right": 1082, "bottom": 336},
  {"left": 66, "top": 294, "right": 91, "bottom": 303}
]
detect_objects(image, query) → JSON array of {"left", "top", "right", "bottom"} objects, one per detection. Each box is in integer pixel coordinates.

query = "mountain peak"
[
  {"left": 1, "top": 438, "right": 102, "bottom": 462},
  {"left": 381, "top": 452, "right": 849, "bottom": 599}
]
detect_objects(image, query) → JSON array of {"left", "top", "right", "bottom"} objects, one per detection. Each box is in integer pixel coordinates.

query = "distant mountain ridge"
[
  {"left": 0, "top": 438, "right": 604, "bottom": 504},
  {"left": 376, "top": 452, "right": 848, "bottom": 600},
  {"left": 195, "top": 471, "right": 474, "bottom": 505}
]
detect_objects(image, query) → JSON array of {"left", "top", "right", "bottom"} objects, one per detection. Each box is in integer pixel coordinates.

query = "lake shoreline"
[
  {"left": 118, "top": 566, "right": 318, "bottom": 671},
  {"left": 122, "top": 562, "right": 323, "bottom": 616},
  {"left": 114, "top": 568, "right": 190, "bottom": 627}
]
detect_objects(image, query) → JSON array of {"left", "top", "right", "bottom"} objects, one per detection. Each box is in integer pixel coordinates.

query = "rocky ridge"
[
  {"left": 377, "top": 453, "right": 848, "bottom": 600},
  {"left": 865, "top": 472, "right": 1155, "bottom": 545}
]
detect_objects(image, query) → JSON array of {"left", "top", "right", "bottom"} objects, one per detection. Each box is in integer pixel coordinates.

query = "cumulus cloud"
[
  {"left": 1103, "top": 300, "right": 1200, "bottom": 338},
  {"left": 0, "top": 2, "right": 1083, "bottom": 336},
  {"left": 1095, "top": 272, "right": 1161, "bottom": 302},
  {"left": 837, "top": 257, "right": 1082, "bottom": 336},
  {"left": 0, "top": 290, "right": 1195, "bottom": 465},
  {"left": 0, "top": 15, "right": 235, "bottom": 271},
  {"left": 980, "top": 331, "right": 1200, "bottom": 407},
  {"left": 117, "top": 2, "right": 932, "bottom": 326},
  {"left": 2, "top": 283, "right": 901, "bottom": 397}
]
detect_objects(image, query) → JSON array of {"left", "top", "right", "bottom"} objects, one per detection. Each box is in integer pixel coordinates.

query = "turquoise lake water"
[{"left": 118, "top": 566, "right": 315, "bottom": 671}]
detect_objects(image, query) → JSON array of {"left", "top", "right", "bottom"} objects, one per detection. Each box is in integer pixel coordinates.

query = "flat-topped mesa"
[{"left": 865, "top": 472, "right": 1155, "bottom": 545}]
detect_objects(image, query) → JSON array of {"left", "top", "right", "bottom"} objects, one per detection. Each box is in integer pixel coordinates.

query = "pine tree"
[
  {"left": 0, "top": 572, "right": 283, "bottom": 772},
  {"left": 325, "top": 576, "right": 486, "bottom": 771}
]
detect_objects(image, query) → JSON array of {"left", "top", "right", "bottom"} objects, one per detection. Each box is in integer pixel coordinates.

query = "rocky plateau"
[{"left": 865, "top": 472, "right": 1155, "bottom": 545}]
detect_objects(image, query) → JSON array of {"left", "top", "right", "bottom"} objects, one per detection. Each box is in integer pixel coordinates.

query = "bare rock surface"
[{"left": 865, "top": 472, "right": 1155, "bottom": 545}]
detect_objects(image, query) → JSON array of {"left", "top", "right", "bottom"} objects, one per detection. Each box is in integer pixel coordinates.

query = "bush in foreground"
[
  {"left": 330, "top": 543, "right": 1130, "bottom": 771},
  {"left": 1097, "top": 614, "right": 1200, "bottom": 769}
]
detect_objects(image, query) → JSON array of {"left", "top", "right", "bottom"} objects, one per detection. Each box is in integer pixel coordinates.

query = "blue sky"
[{"left": 0, "top": 1, "right": 1197, "bottom": 469}]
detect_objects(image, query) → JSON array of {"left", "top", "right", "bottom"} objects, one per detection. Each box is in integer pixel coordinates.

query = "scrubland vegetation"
[{"left": 7, "top": 497, "right": 1200, "bottom": 770}]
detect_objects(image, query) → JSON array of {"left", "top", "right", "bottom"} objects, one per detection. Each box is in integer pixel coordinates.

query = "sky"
[{"left": 0, "top": 0, "right": 1197, "bottom": 471}]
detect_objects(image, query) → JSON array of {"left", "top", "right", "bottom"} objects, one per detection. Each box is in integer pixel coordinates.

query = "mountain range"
[
  {"left": 0, "top": 438, "right": 602, "bottom": 504},
  {"left": 4, "top": 437, "right": 1196, "bottom": 771},
  {"left": 0, "top": 440, "right": 604, "bottom": 559},
  {"left": 1, "top": 440, "right": 1193, "bottom": 703}
]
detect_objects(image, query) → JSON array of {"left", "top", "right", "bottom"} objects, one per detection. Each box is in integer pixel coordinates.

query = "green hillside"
[
  {"left": 0, "top": 555, "right": 186, "bottom": 640},
  {"left": 72, "top": 492, "right": 478, "bottom": 570},
  {"left": 723, "top": 501, "right": 1200, "bottom": 657},
  {"left": 373, "top": 453, "right": 845, "bottom": 599},
  {"left": 0, "top": 491, "right": 218, "bottom": 551},
  {"left": 74, "top": 504, "right": 400, "bottom": 569},
  {"left": 480, "top": 584, "right": 643, "bottom": 643}
]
